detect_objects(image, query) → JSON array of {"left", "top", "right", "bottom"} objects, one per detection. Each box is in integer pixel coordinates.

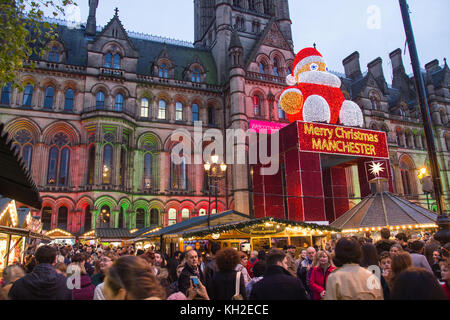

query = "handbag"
[{"left": 232, "top": 271, "right": 244, "bottom": 300}]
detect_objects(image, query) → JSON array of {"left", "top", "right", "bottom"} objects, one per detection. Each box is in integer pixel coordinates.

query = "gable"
[{"left": 262, "top": 22, "right": 292, "bottom": 51}]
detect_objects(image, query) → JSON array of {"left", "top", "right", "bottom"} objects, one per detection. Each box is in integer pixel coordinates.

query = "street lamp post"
[
  {"left": 418, "top": 167, "right": 433, "bottom": 210},
  {"left": 399, "top": 0, "right": 449, "bottom": 245},
  {"left": 204, "top": 155, "right": 227, "bottom": 231}
]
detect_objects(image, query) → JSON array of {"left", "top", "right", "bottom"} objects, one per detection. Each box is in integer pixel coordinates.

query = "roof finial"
[
  {"left": 444, "top": 57, "right": 448, "bottom": 68},
  {"left": 313, "top": 43, "right": 316, "bottom": 49},
  {"left": 114, "top": 7, "right": 119, "bottom": 17}
]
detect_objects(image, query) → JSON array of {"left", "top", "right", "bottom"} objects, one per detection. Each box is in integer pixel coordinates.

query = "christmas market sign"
[{"left": 297, "top": 121, "right": 389, "bottom": 159}]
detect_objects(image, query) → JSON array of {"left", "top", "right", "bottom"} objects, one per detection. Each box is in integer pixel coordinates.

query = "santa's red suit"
[{"left": 285, "top": 83, "right": 345, "bottom": 124}]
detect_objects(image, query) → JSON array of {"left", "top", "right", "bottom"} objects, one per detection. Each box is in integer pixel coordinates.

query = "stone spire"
[{"left": 86, "top": 0, "right": 99, "bottom": 36}]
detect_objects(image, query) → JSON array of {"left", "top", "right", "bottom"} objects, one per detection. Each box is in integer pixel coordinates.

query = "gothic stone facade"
[{"left": 0, "top": 0, "right": 448, "bottom": 234}]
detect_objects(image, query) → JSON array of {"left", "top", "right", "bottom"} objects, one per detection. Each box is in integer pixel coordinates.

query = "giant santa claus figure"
[{"left": 279, "top": 47, "right": 364, "bottom": 127}]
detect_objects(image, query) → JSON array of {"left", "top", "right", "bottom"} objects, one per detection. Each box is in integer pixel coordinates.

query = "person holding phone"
[{"left": 178, "top": 250, "right": 205, "bottom": 296}]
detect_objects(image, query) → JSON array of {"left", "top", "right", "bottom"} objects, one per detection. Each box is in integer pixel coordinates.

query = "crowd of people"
[{"left": 0, "top": 228, "right": 449, "bottom": 300}]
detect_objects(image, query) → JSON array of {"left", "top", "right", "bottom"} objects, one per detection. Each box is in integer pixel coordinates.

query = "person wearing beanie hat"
[{"left": 280, "top": 47, "right": 363, "bottom": 127}]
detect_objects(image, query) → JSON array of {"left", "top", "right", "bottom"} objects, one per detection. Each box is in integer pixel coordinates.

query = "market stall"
[
  {"left": 45, "top": 228, "right": 76, "bottom": 245},
  {"left": 329, "top": 191, "right": 439, "bottom": 238},
  {"left": 180, "top": 217, "right": 340, "bottom": 253},
  {"left": 0, "top": 198, "right": 49, "bottom": 271},
  {"left": 95, "top": 228, "right": 134, "bottom": 247},
  {"left": 135, "top": 210, "right": 252, "bottom": 255}
]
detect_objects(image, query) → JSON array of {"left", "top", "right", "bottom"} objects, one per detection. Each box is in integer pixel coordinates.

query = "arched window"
[
  {"left": 58, "top": 148, "right": 70, "bottom": 186},
  {"left": 113, "top": 54, "right": 121, "bottom": 69},
  {"left": 120, "top": 148, "right": 126, "bottom": 186},
  {"left": 175, "top": 102, "right": 183, "bottom": 121},
  {"left": 396, "top": 133, "right": 403, "bottom": 147},
  {"left": 118, "top": 206, "right": 124, "bottom": 229},
  {"left": 150, "top": 208, "right": 159, "bottom": 226},
  {"left": 99, "top": 205, "right": 110, "bottom": 228},
  {"left": 171, "top": 155, "right": 187, "bottom": 190},
  {"left": 41, "top": 207, "right": 52, "bottom": 231},
  {"left": 278, "top": 104, "right": 285, "bottom": 120},
  {"left": 103, "top": 144, "right": 113, "bottom": 184},
  {"left": 144, "top": 153, "right": 152, "bottom": 188},
  {"left": 104, "top": 53, "right": 112, "bottom": 68},
  {"left": 168, "top": 208, "right": 177, "bottom": 225},
  {"left": 399, "top": 158, "right": 415, "bottom": 196},
  {"left": 158, "top": 100, "right": 166, "bottom": 119},
  {"left": 22, "top": 144, "right": 33, "bottom": 171},
  {"left": 23, "top": 84, "right": 33, "bottom": 106},
  {"left": 64, "top": 89, "right": 74, "bottom": 111},
  {"left": 1, "top": 82, "right": 11, "bottom": 104},
  {"left": 140, "top": 98, "right": 149, "bottom": 117},
  {"left": 43, "top": 86, "right": 54, "bottom": 109},
  {"left": 259, "top": 62, "right": 265, "bottom": 74},
  {"left": 115, "top": 93, "right": 124, "bottom": 111},
  {"left": 48, "top": 46, "right": 60, "bottom": 62},
  {"left": 181, "top": 208, "right": 190, "bottom": 221},
  {"left": 273, "top": 58, "right": 279, "bottom": 76},
  {"left": 136, "top": 208, "right": 146, "bottom": 229},
  {"left": 84, "top": 205, "right": 92, "bottom": 231},
  {"left": 47, "top": 147, "right": 58, "bottom": 185},
  {"left": 87, "top": 145, "right": 95, "bottom": 185},
  {"left": 208, "top": 107, "right": 215, "bottom": 125},
  {"left": 199, "top": 208, "right": 207, "bottom": 216},
  {"left": 253, "top": 95, "right": 261, "bottom": 116},
  {"left": 57, "top": 206, "right": 68, "bottom": 230},
  {"left": 192, "top": 103, "right": 199, "bottom": 122},
  {"left": 192, "top": 68, "right": 201, "bottom": 83},
  {"left": 96, "top": 91, "right": 105, "bottom": 108},
  {"left": 159, "top": 63, "right": 169, "bottom": 78}
]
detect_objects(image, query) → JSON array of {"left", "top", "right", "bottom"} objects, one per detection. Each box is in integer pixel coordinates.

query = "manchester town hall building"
[{"left": 0, "top": 0, "right": 448, "bottom": 235}]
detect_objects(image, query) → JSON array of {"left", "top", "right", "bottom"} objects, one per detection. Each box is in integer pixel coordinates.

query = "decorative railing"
[
  {"left": 82, "top": 105, "right": 136, "bottom": 118},
  {"left": 246, "top": 71, "right": 286, "bottom": 84}
]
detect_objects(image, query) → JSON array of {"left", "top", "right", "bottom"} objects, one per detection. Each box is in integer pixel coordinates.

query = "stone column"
[{"left": 159, "top": 151, "right": 170, "bottom": 192}]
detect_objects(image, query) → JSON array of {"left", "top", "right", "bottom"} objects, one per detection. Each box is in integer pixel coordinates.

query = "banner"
[{"left": 297, "top": 121, "right": 389, "bottom": 159}]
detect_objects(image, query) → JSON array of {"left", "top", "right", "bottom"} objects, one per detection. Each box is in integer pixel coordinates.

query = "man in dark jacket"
[
  {"left": 204, "top": 242, "right": 220, "bottom": 287},
  {"left": 375, "top": 228, "right": 396, "bottom": 255},
  {"left": 178, "top": 249, "right": 205, "bottom": 296},
  {"left": 9, "top": 245, "right": 72, "bottom": 300},
  {"left": 250, "top": 249, "right": 308, "bottom": 300}
]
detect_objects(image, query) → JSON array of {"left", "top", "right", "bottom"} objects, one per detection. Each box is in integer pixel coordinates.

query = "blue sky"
[{"left": 57, "top": 0, "right": 449, "bottom": 82}]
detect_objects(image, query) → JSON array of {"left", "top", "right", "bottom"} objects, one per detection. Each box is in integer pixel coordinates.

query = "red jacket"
[
  {"left": 309, "top": 265, "right": 336, "bottom": 300},
  {"left": 442, "top": 283, "right": 450, "bottom": 300},
  {"left": 247, "top": 258, "right": 259, "bottom": 278}
]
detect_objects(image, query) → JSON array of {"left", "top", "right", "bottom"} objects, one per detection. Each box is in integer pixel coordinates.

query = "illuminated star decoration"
[{"left": 369, "top": 161, "right": 385, "bottom": 177}]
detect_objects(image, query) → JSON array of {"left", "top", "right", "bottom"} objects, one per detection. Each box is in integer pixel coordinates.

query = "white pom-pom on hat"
[{"left": 286, "top": 74, "right": 297, "bottom": 86}]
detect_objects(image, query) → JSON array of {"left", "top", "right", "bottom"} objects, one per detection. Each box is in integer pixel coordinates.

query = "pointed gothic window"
[
  {"left": 104, "top": 53, "right": 112, "bottom": 68},
  {"left": 87, "top": 145, "right": 95, "bottom": 185},
  {"left": 141, "top": 98, "right": 149, "bottom": 118},
  {"left": 150, "top": 208, "right": 159, "bottom": 226},
  {"left": 158, "top": 100, "right": 166, "bottom": 119},
  {"left": 23, "top": 84, "right": 33, "bottom": 106},
  {"left": 41, "top": 207, "right": 52, "bottom": 231},
  {"left": 159, "top": 63, "right": 169, "bottom": 78},
  {"left": 176, "top": 102, "right": 183, "bottom": 121},
  {"left": 115, "top": 93, "right": 124, "bottom": 111},
  {"left": 64, "top": 89, "right": 74, "bottom": 111},
  {"left": 253, "top": 95, "right": 261, "bottom": 116},
  {"left": 192, "top": 104, "right": 199, "bottom": 122},
  {"left": 273, "top": 58, "right": 279, "bottom": 76},
  {"left": 192, "top": 68, "right": 201, "bottom": 83},
  {"left": 48, "top": 46, "right": 60, "bottom": 63},
  {"left": 1, "top": 83, "right": 11, "bottom": 105},
  {"left": 44, "top": 86, "right": 54, "bottom": 109},
  {"left": 103, "top": 144, "right": 113, "bottom": 184},
  {"left": 259, "top": 62, "right": 265, "bottom": 74},
  {"left": 171, "top": 155, "right": 187, "bottom": 190},
  {"left": 136, "top": 208, "right": 145, "bottom": 229}
]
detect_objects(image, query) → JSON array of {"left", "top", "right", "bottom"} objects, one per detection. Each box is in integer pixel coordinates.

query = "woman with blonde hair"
[{"left": 309, "top": 250, "right": 336, "bottom": 300}]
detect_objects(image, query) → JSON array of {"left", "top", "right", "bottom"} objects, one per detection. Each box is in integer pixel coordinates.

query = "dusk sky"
[{"left": 55, "top": 0, "right": 449, "bottom": 82}]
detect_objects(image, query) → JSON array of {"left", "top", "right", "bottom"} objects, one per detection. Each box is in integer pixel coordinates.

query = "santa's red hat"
[{"left": 286, "top": 47, "right": 326, "bottom": 85}]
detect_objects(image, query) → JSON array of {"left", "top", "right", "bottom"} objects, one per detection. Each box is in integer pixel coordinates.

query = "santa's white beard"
[{"left": 297, "top": 70, "right": 341, "bottom": 88}]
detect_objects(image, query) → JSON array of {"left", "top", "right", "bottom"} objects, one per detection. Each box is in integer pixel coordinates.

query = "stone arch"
[
  {"left": 41, "top": 197, "right": 57, "bottom": 212},
  {"left": 90, "top": 83, "right": 111, "bottom": 96},
  {"left": 19, "top": 74, "right": 38, "bottom": 86},
  {"left": 163, "top": 129, "right": 193, "bottom": 152},
  {"left": 190, "top": 96, "right": 205, "bottom": 108},
  {"left": 256, "top": 53, "right": 270, "bottom": 66},
  {"left": 76, "top": 196, "right": 94, "bottom": 211},
  {"left": 55, "top": 197, "right": 75, "bottom": 211},
  {"left": 42, "top": 121, "right": 80, "bottom": 145},
  {"left": 5, "top": 117, "right": 41, "bottom": 143},
  {"left": 148, "top": 199, "right": 165, "bottom": 211},
  {"left": 137, "top": 131, "right": 162, "bottom": 150},
  {"left": 369, "top": 121, "right": 379, "bottom": 131},
  {"left": 133, "top": 199, "right": 150, "bottom": 213},
  {"left": 41, "top": 77, "right": 59, "bottom": 89},
  {"left": 101, "top": 41, "right": 125, "bottom": 57},
  {"left": 155, "top": 91, "right": 171, "bottom": 104},
  {"left": 180, "top": 200, "right": 196, "bottom": 213},
  {"left": 61, "top": 79, "right": 79, "bottom": 91},
  {"left": 118, "top": 197, "right": 132, "bottom": 210},
  {"left": 94, "top": 196, "right": 118, "bottom": 211},
  {"left": 381, "top": 123, "right": 390, "bottom": 132},
  {"left": 164, "top": 200, "right": 181, "bottom": 213},
  {"left": 110, "top": 84, "right": 131, "bottom": 97},
  {"left": 399, "top": 153, "right": 416, "bottom": 169},
  {"left": 173, "top": 93, "right": 188, "bottom": 105}
]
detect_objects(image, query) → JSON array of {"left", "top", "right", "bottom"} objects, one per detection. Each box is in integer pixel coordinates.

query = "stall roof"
[
  {"left": 137, "top": 210, "right": 252, "bottom": 239},
  {"left": 330, "top": 192, "right": 438, "bottom": 231},
  {"left": 0, "top": 225, "right": 51, "bottom": 241},
  {"left": 45, "top": 228, "right": 75, "bottom": 239},
  {"left": 182, "top": 216, "right": 341, "bottom": 238},
  {"left": 0, "top": 124, "right": 42, "bottom": 209},
  {"left": 96, "top": 228, "right": 133, "bottom": 239}
]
